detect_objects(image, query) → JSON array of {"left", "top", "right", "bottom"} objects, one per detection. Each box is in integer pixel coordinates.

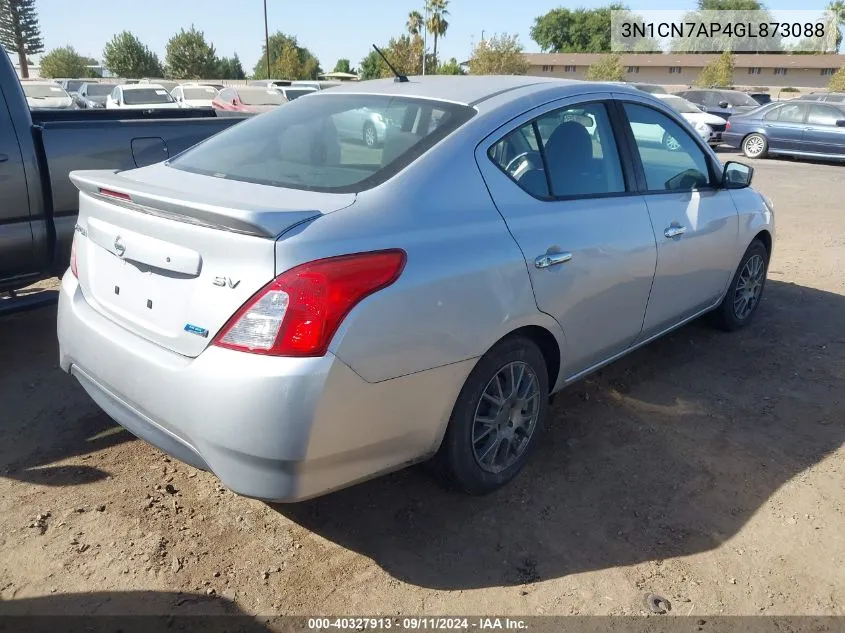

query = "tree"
[
  {"left": 0, "top": 0, "right": 44, "bottom": 78},
  {"left": 103, "top": 31, "right": 163, "bottom": 78},
  {"left": 695, "top": 50, "right": 735, "bottom": 87},
  {"left": 425, "top": 0, "right": 449, "bottom": 69},
  {"left": 828, "top": 0, "right": 845, "bottom": 51},
  {"left": 359, "top": 49, "right": 385, "bottom": 80},
  {"left": 39, "top": 45, "right": 87, "bottom": 78},
  {"left": 216, "top": 54, "right": 245, "bottom": 79},
  {"left": 827, "top": 65, "right": 845, "bottom": 90},
  {"left": 585, "top": 53, "right": 624, "bottom": 80},
  {"left": 407, "top": 10, "right": 424, "bottom": 36},
  {"left": 670, "top": 0, "right": 782, "bottom": 53},
  {"left": 469, "top": 33, "right": 529, "bottom": 75},
  {"left": 333, "top": 58, "right": 353, "bottom": 74},
  {"left": 532, "top": 4, "right": 627, "bottom": 53},
  {"left": 252, "top": 32, "right": 321, "bottom": 80},
  {"left": 164, "top": 25, "right": 218, "bottom": 79},
  {"left": 437, "top": 57, "right": 465, "bottom": 75}
]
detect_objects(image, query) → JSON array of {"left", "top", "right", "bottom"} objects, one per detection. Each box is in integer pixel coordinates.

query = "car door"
[
  {"left": 762, "top": 102, "right": 808, "bottom": 151},
  {"left": 475, "top": 94, "right": 658, "bottom": 378},
  {"left": 802, "top": 104, "right": 845, "bottom": 156},
  {"left": 618, "top": 99, "right": 739, "bottom": 340},
  {"left": 0, "top": 96, "right": 34, "bottom": 280}
]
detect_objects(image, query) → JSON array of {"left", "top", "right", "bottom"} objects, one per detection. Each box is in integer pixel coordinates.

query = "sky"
[{"left": 33, "top": 0, "right": 838, "bottom": 73}]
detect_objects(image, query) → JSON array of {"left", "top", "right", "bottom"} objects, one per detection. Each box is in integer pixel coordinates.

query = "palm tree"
[
  {"left": 407, "top": 10, "right": 424, "bottom": 36},
  {"left": 425, "top": 0, "right": 449, "bottom": 70},
  {"left": 828, "top": 0, "right": 845, "bottom": 51}
]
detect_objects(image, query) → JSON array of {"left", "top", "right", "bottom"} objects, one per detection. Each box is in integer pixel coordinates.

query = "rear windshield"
[
  {"left": 169, "top": 94, "right": 475, "bottom": 193},
  {"left": 723, "top": 91, "right": 759, "bottom": 107},
  {"left": 23, "top": 84, "right": 69, "bottom": 98},
  {"left": 65, "top": 80, "right": 84, "bottom": 92},
  {"left": 239, "top": 89, "right": 284, "bottom": 105},
  {"left": 183, "top": 87, "right": 218, "bottom": 99},
  {"left": 124, "top": 88, "right": 175, "bottom": 105},
  {"left": 86, "top": 84, "right": 115, "bottom": 96}
]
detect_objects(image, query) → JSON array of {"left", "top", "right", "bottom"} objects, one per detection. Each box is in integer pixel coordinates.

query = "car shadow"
[
  {"left": 0, "top": 305, "right": 133, "bottom": 486},
  {"left": 0, "top": 590, "right": 275, "bottom": 632},
  {"left": 274, "top": 279, "right": 844, "bottom": 590}
]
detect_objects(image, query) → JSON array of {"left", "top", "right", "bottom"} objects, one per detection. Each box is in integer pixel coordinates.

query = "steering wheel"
[{"left": 505, "top": 151, "right": 541, "bottom": 176}]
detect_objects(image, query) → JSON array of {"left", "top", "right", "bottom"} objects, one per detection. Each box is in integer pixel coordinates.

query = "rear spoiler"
[{"left": 70, "top": 170, "right": 321, "bottom": 239}]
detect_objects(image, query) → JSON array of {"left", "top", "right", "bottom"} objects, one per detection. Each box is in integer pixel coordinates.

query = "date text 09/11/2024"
[{"left": 307, "top": 618, "right": 529, "bottom": 630}]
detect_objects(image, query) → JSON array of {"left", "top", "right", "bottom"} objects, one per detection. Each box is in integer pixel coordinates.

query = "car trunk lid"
[{"left": 69, "top": 165, "right": 355, "bottom": 357}]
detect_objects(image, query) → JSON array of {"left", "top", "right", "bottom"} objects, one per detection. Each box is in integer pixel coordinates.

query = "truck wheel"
[{"left": 433, "top": 336, "right": 549, "bottom": 495}]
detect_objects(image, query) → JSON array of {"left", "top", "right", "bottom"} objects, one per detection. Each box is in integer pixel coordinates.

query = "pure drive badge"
[{"left": 184, "top": 324, "right": 209, "bottom": 338}]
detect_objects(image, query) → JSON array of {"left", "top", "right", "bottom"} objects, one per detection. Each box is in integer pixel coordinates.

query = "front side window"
[
  {"left": 488, "top": 102, "right": 625, "bottom": 199},
  {"left": 776, "top": 103, "right": 806, "bottom": 123},
  {"left": 170, "top": 95, "right": 475, "bottom": 193},
  {"left": 623, "top": 103, "right": 710, "bottom": 192}
]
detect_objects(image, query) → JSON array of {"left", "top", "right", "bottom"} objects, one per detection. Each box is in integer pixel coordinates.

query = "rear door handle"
[
  {"left": 535, "top": 251, "right": 572, "bottom": 269},
  {"left": 664, "top": 225, "right": 687, "bottom": 239}
]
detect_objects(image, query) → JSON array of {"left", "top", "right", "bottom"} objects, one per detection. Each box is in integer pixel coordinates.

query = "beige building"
[{"left": 524, "top": 53, "right": 844, "bottom": 91}]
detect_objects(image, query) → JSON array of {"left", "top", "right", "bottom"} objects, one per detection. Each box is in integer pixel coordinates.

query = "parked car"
[
  {"left": 674, "top": 89, "right": 761, "bottom": 120},
  {"left": 795, "top": 92, "right": 845, "bottom": 103},
  {"left": 58, "top": 78, "right": 87, "bottom": 95},
  {"left": 745, "top": 91, "right": 772, "bottom": 105},
  {"left": 0, "top": 51, "right": 248, "bottom": 296},
  {"left": 21, "top": 81, "right": 74, "bottom": 109},
  {"left": 74, "top": 82, "right": 118, "bottom": 109},
  {"left": 171, "top": 84, "right": 219, "bottom": 109},
  {"left": 106, "top": 84, "right": 181, "bottom": 110},
  {"left": 277, "top": 86, "right": 318, "bottom": 102},
  {"left": 57, "top": 76, "right": 774, "bottom": 503},
  {"left": 655, "top": 94, "right": 729, "bottom": 147},
  {"left": 212, "top": 86, "right": 285, "bottom": 113},
  {"left": 330, "top": 104, "right": 400, "bottom": 147},
  {"left": 722, "top": 99, "right": 845, "bottom": 160}
]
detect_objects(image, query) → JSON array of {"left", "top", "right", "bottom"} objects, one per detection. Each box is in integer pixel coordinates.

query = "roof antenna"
[{"left": 372, "top": 44, "right": 409, "bottom": 83}]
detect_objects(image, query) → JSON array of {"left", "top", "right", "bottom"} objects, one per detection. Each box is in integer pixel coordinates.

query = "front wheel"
[
  {"left": 710, "top": 239, "right": 769, "bottom": 331},
  {"left": 742, "top": 133, "right": 768, "bottom": 159},
  {"left": 433, "top": 336, "right": 549, "bottom": 495}
]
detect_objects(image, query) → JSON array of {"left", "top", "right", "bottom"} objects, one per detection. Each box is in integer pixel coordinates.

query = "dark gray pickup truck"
[{"left": 0, "top": 51, "right": 248, "bottom": 299}]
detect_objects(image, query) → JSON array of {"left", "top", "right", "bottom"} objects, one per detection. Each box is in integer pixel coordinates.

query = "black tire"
[
  {"left": 363, "top": 122, "right": 378, "bottom": 148},
  {"left": 710, "top": 239, "right": 769, "bottom": 332},
  {"left": 742, "top": 133, "right": 768, "bottom": 159},
  {"left": 433, "top": 336, "right": 549, "bottom": 495}
]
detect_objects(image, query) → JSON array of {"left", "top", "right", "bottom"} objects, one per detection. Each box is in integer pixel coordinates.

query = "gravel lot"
[{"left": 0, "top": 150, "right": 842, "bottom": 619}]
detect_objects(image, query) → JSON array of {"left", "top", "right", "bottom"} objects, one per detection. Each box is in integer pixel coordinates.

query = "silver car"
[{"left": 57, "top": 76, "right": 775, "bottom": 502}]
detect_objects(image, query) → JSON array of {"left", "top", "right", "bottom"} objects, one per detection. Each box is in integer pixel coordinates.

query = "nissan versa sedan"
[
  {"left": 57, "top": 76, "right": 775, "bottom": 502},
  {"left": 723, "top": 99, "right": 845, "bottom": 160}
]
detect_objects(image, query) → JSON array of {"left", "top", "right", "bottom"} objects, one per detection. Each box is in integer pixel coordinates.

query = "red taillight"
[
  {"left": 213, "top": 250, "right": 406, "bottom": 357},
  {"left": 99, "top": 188, "right": 132, "bottom": 201},
  {"left": 70, "top": 233, "right": 78, "bottom": 278},
  {"left": 725, "top": 121, "right": 731, "bottom": 130}
]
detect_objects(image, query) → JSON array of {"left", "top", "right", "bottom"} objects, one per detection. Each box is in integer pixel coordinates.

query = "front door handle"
[
  {"left": 535, "top": 251, "right": 572, "bottom": 269},
  {"left": 664, "top": 225, "right": 687, "bottom": 239}
]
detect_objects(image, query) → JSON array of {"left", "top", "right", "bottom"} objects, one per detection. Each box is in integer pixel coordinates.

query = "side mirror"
[
  {"left": 836, "top": 119, "right": 845, "bottom": 127},
  {"left": 723, "top": 161, "right": 753, "bottom": 189},
  {"left": 718, "top": 100, "right": 730, "bottom": 108}
]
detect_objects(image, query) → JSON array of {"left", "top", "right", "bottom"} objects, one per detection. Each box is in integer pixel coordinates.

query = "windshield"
[
  {"left": 238, "top": 89, "right": 285, "bottom": 105},
  {"left": 170, "top": 94, "right": 475, "bottom": 193},
  {"left": 723, "top": 91, "right": 760, "bottom": 107},
  {"left": 183, "top": 87, "right": 218, "bottom": 100},
  {"left": 662, "top": 95, "right": 701, "bottom": 113},
  {"left": 23, "top": 84, "right": 69, "bottom": 99},
  {"left": 123, "top": 88, "right": 175, "bottom": 105},
  {"left": 86, "top": 84, "right": 115, "bottom": 96},
  {"left": 283, "top": 89, "right": 316, "bottom": 100}
]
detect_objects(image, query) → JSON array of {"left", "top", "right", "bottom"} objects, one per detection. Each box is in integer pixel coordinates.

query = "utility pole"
[
  {"left": 422, "top": 3, "right": 429, "bottom": 75},
  {"left": 481, "top": 30, "right": 485, "bottom": 43},
  {"left": 263, "top": 0, "right": 271, "bottom": 79}
]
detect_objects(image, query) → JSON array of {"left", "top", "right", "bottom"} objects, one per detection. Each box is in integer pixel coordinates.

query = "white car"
[
  {"left": 106, "top": 84, "right": 181, "bottom": 110},
  {"left": 171, "top": 84, "right": 219, "bottom": 108},
  {"left": 22, "top": 81, "right": 74, "bottom": 109},
  {"left": 656, "top": 94, "right": 728, "bottom": 147}
]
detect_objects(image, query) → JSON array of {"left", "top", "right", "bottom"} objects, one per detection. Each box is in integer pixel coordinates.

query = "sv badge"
[{"left": 213, "top": 277, "right": 241, "bottom": 289}]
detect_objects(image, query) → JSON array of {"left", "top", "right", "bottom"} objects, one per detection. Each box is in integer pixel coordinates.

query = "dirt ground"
[{"left": 0, "top": 150, "right": 842, "bottom": 619}]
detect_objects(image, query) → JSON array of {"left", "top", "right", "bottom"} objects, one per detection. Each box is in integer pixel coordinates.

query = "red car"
[{"left": 212, "top": 86, "right": 286, "bottom": 114}]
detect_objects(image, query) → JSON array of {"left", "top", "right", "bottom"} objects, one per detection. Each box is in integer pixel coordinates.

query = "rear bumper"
[{"left": 58, "top": 273, "right": 472, "bottom": 502}]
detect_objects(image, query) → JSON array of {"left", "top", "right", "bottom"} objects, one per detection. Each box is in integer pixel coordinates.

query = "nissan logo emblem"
[{"left": 114, "top": 235, "right": 126, "bottom": 257}]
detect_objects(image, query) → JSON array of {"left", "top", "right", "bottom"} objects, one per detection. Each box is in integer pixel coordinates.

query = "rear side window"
[
  {"left": 807, "top": 104, "right": 843, "bottom": 126},
  {"left": 488, "top": 102, "right": 625, "bottom": 199},
  {"left": 170, "top": 95, "right": 475, "bottom": 192}
]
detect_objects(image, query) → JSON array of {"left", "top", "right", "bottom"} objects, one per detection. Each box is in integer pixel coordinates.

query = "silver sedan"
[{"left": 57, "top": 76, "right": 775, "bottom": 502}]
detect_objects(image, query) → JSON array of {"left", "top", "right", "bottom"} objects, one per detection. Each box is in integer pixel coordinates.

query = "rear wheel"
[
  {"left": 433, "top": 336, "right": 549, "bottom": 495},
  {"left": 742, "top": 133, "right": 768, "bottom": 158},
  {"left": 710, "top": 239, "right": 769, "bottom": 331}
]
